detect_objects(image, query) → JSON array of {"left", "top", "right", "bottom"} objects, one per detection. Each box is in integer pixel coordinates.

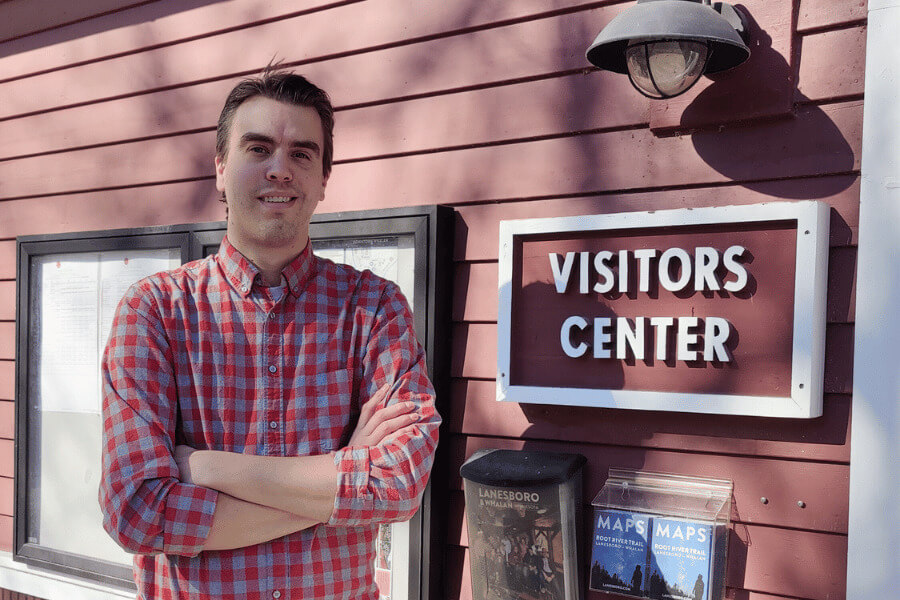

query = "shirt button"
[
  {"left": 268, "top": 313, "right": 275, "bottom": 320},
  {"left": 268, "top": 365, "right": 277, "bottom": 373},
  {"left": 269, "top": 421, "right": 278, "bottom": 429},
  {"left": 273, "top": 592, "right": 281, "bottom": 599}
]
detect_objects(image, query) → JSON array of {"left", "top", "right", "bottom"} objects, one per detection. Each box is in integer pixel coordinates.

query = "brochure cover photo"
[
  {"left": 465, "top": 483, "right": 565, "bottom": 600},
  {"left": 647, "top": 517, "right": 714, "bottom": 600},
  {"left": 589, "top": 509, "right": 652, "bottom": 597}
]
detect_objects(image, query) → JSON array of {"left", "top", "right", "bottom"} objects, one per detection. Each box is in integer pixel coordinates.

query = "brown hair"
[{"left": 216, "top": 66, "right": 335, "bottom": 177}]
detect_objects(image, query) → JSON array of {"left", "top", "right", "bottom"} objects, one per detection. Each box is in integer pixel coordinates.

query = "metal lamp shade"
[{"left": 586, "top": 0, "right": 750, "bottom": 76}]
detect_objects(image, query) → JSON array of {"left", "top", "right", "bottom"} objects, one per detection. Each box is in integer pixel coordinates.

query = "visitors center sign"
[{"left": 497, "top": 202, "right": 829, "bottom": 418}]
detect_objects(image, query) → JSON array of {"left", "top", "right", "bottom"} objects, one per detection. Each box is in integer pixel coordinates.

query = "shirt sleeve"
[
  {"left": 328, "top": 280, "right": 441, "bottom": 526},
  {"left": 98, "top": 280, "right": 218, "bottom": 556}
]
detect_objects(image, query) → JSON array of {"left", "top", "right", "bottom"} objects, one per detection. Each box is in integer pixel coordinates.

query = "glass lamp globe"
[{"left": 624, "top": 40, "right": 710, "bottom": 99}]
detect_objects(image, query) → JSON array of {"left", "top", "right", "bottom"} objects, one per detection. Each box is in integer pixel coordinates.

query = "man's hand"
[{"left": 347, "top": 398, "right": 419, "bottom": 448}]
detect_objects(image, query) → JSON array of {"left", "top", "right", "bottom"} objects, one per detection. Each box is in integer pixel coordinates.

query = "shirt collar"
[{"left": 217, "top": 236, "right": 316, "bottom": 298}]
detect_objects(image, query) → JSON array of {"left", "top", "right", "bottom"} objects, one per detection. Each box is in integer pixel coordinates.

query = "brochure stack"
[{"left": 590, "top": 470, "right": 732, "bottom": 600}]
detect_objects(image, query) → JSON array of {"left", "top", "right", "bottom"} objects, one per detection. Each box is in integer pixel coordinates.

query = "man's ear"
[
  {"left": 214, "top": 155, "right": 226, "bottom": 192},
  {"left": 319, "top": 172, "right": 329, "bottom": 202}
]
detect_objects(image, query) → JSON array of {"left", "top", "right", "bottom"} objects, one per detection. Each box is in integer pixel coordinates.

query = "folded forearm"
[
  {"left": 190, "top": 451, "right": 338, "bottom": 524},
  {"left": 203, "top": 493, "right": 317, "bottom": 551}
]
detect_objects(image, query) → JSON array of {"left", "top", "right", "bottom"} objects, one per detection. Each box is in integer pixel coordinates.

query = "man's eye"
[
  {"left": 293, "top": 151, "right": 311, "bottom": 160},
  {"left": 249, "top": 146, "right": 268, "bottom": 154}
]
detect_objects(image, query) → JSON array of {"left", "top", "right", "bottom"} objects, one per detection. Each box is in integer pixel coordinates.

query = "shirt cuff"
[
  {"left": 327, "top": 446, "right": 374, "bottom": 526},
  {"left": 162, "top": 482, "right": 219, "bottom": 556}
]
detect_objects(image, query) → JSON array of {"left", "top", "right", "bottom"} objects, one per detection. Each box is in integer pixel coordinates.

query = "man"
[{"left": 99, "top": 68, "right": 440, "bottom": 599}]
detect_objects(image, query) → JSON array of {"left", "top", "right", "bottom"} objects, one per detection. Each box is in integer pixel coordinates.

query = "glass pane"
[
  {"left": 28, "top": 248, "right": 181, "bottom": 565},
  {"left": 626, "top": 41, "right": 708, "bottom": 98},
  {"left": 312, "top": 235, "right": 417, "bottom": 307},
  {"left": 625, "top": 44, "right": 664, "bottom": 99},
  {"left": 646, "top": 41, "right": 707, "bottom": 97}
]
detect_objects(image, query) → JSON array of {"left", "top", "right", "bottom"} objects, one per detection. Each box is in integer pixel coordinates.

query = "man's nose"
[{"left": 266, "top": 153, "right": 292, "bottom": 182}]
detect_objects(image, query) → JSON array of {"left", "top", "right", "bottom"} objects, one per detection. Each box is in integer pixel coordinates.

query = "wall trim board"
[
  {"left": 847, "top": 1, "right": 900, "bottom": 598},
  {"left": 0, "top": 553, "right": 131, "bottom": 600}
]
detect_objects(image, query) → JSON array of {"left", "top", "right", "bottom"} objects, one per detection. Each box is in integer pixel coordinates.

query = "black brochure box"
[{"left": 460, "top": 449, "right": 587, "bottom": 600}]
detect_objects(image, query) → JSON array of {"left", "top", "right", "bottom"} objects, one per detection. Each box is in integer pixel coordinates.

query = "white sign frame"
[{"left": 497, "top": 201, "right": 830, "bottom": 418}]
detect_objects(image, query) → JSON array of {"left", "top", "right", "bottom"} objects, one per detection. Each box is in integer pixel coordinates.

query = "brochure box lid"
[
  {"left": 460, "top": 449, "right": 587, "bottom": 487},
  {"left": 592, "top": 469, "right": 733, "bottom": 523}
]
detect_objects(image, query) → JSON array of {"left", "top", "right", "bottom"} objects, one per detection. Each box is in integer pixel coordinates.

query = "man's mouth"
[{"left": 259, "top": 196, "right": 295, "bottom": 203}]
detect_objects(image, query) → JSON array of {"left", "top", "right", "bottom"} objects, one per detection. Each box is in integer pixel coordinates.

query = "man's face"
[{"left": 215, "top": 96, "right": 328, "bottom": 257}]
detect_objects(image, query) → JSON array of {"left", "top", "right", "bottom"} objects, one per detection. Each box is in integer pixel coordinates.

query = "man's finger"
[
  {"left": 360, "top": 401, "right": 413, "bottom": 432},
  {"left": 369, "top": 411, "right": 419, "bottom": 443},
  {"left": 348, "top": 401, "right": 416, "bottom": 447}
]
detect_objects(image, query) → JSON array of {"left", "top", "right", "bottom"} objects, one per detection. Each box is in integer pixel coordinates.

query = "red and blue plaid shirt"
[{"left": 99, "top": 236, "right": 439, "bottom": 599}]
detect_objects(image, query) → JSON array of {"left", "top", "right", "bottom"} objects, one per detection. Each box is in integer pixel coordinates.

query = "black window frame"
[{"left": 14, "top": 205, "right": 452, "bottom": 598}]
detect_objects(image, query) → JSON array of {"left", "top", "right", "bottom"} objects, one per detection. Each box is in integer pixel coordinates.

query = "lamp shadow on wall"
[{"left": 686, "top": 7, "right": 856, "bottom": 202}]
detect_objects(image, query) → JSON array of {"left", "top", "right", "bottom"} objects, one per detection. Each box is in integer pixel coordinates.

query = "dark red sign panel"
[{"left": 509, "top": 222, "right": 798, "bottom": 398}]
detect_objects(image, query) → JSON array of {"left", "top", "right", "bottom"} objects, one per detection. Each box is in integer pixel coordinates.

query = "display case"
[
  {"left": 460, "top": 449, "right": 587, "bottom": 600},
  {"left": 15, "top": 205, "right": 453, "bottom": 599},
  {"left": 589, "top": 469, "right": 732, "bottom": 600}
]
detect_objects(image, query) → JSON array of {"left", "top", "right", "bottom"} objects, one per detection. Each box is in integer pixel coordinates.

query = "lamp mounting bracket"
[{"left": 713, "top": 2, "right": 749, "bottom": 42}]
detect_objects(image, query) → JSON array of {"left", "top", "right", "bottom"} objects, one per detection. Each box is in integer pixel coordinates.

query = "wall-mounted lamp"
[{"left": 586, "top": 0, "right": 751, "bottom": 99}]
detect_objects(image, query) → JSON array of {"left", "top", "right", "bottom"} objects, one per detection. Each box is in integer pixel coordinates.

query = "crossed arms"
[
  {"left": 99, "top": 276, "right": 440, "bottom": 557},
  {"left": 174, "top": 398, "right": 420, "bottom": 551}
]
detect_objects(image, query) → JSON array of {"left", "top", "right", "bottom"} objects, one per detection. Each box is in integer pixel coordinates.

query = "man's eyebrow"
[{"left": 239, "top": 132, "right": 320, "bottom": 155}]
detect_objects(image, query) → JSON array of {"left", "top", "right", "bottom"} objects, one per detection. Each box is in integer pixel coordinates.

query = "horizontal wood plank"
[
  {"left": 0, "top": 401, "right": 12, "bottom": 439},
  {"left": 0, "top": 361, "right": 13, "bottom": 401},
  {"left": 0, "top": 0, "right": 149, "bottom": 44},
  {"left": 0, "top": 241, "right": 14, "bottom": 279},
  {"left": 0, "top": 180, "right": 222, "bottom": 241},
  {"left": 0, "top": 476, "right": 11, "bottom": 516},
  {"left": 448, "top": 379, "right": 851, "bottom": 462},
  {"left": 446, "top": 436, "right": 849, "bottom": 534},
  {"left": 444, "top": 524, "right": 846, "bottom": 599},
  {"left": 0, "top": 0, "right": 347, "bottom": 76},
  {"left": 723, "top": 523, "right": 847, "bottom": 598},
  {"left": 0, "top": 282, "right": 13, "bottom": 321},
  {"left": 453, "top": 321, "right": 855, "bottom": 394},
  {"left": 453, "top": 177, "right": 861, "bottom": 261},
  {"left": 0, "top": 513, "right": 10, "bottom": 552},
  {"left": 0, "top": 2, "right": 619, "bottom": 121},
  {"left": 0, "top": 322, "right": 13, "bottom": 360},
  {"left": 797, "top": 25, "right": 867, "bottom": 101},
  {"left": 0, "top": 439, "right": 12, "bottom": 478},
  {"left": 798, "top": 0, "right": 868, "bottom": 32},
  {"left": 0, "top": 130, "right": 217, "bottom": 200},
  {"left": 0, "top": 101, "right": 863, "bottom": 204},
  {"left": 454, "top": 247, "right": 857, "bottom": 324}
]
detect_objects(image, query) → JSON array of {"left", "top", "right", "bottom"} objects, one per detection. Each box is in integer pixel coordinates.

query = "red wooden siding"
[
  {"left": 0, "top": 0, "right": 151, "bottom": 44},
  {"left": 0, "top": 514, "right": 12, "bottom": 553},
  {"left": 797, "top": 0, "right": 868, "bottom": 33},
  {"left": 0, "top": 323, "right": 13, "bottom": 360},
  {"left": 0, "top": 1, "right": 866, "bottom": 599},
  {"left": 0, "top": 588, "right": 44, "bottom": 600},
  {"left": 0, "top": 361, "right": 13, "bottom": 401}
]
